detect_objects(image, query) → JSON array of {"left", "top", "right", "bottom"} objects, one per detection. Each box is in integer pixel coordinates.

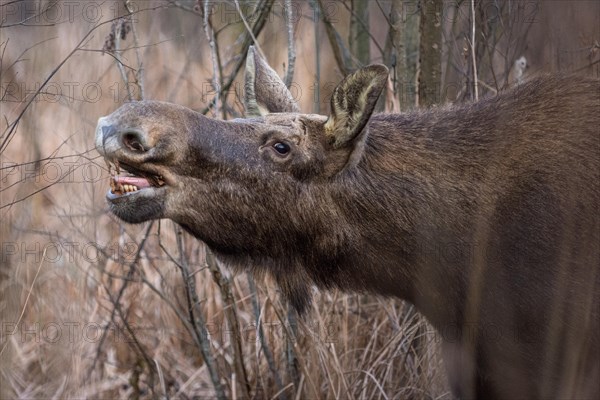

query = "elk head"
[{"left": 95, "top": 48, "right": 388, "bottom": 311}]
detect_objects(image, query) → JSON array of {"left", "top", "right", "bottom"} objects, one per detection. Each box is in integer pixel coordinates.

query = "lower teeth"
[{"left": 111, "top": 183, "right": 138, "bottom": 194}]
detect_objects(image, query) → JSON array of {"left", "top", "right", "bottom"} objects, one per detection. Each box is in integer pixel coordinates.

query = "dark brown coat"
[{"left": 95, "top": 48, "right": 599, "bottom": 399}]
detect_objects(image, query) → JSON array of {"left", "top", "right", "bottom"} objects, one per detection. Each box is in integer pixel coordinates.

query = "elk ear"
[
  {"left": 244, "top": 46, "right": 299, "bottom": 117},
  {"left": 324, "top": 65, "right": 389, "bottom": 148}
]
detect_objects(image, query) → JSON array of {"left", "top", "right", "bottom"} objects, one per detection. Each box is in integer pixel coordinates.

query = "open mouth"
[{"left": 106, "top": 160, "right": 166, "bottom": 199}]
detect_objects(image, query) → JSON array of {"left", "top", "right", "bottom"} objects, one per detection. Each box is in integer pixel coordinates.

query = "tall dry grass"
[
  {"left": 1, "top": 1, "right": 597, "bottom": 399},
  {"left": 1, "top": 2, "right": 447, "bottom": 398}
]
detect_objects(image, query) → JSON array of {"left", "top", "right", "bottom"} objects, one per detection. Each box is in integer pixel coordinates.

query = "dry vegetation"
[{"left": 1, "top": 1, "right": 598, "bottom": 399}]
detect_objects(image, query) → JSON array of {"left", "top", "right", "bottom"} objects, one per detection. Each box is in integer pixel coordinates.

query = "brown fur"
[{"left": 95, "top": 52, "right": 599, "bottom": 399}]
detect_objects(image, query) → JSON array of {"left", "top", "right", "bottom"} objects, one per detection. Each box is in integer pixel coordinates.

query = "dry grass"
[
  {"left": 1, "top": 1, "right": 597, "bottom": 399},
  {"left": 0, "top": 219, "right": 448, "bottom": 399},
  {"left": 0, "top": 2, "right": 448, "bottom": 398}
]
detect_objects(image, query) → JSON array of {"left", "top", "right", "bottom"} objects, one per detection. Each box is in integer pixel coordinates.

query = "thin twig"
[
  {"left": 0, "top": 27, "right": 91, "bottom": 153},
  {"left": 234, "top": 0, "right": 264, "bottom": 56},
  {"left": 206, "top": 249, "right": 250, "bottom": 399},
  {"left": 0, "top": 248, "right": 46, "bottom": 358},
  {"left": 113, "top": 21, "right": 134, "bottom": 101},
  {"left": 470, "top": 0, "right": 479, "bottom": 101},
  {"left": 283, "top": 0, "right": 296, "bottom": 88},
  {"left": 312, "top": 0, "right": 321, "bottom": 113},
  {"left": 204, "top": 0, "right": 221, "bottom": 117},
  {"left": 154, "top": 359, "right": 168, "bottom": 400},
  {"left": 269, "top": 299, "right": 319, "bottom": 399},
  {"left": 87, "top": 221, "right": 155, "bottom": 379},
  {"left": 0, "top": 153, "right": 102, "bottom": 210},
  {"left": 125, "top": 0, "right": 145, "bottom": 99},
  {"left": 174, "top": 225, "right": 227, "bottom": 400},
  {"left": 339, "top": 0, "right": 385, "bottom": 59},
  {"left": 315, "top": 0, "right": 352, "bottom": 75},
  {"left": 286, "top": 305, "right": 300, "bottom": 390},
  {"left": 247, "top": 275, "right": 285, "bottom": 396},
  {"left": 102, "top": 277, "right": 158, "bottom": 393},
  {"left": 0, "top": 5, "right": 166, "bottom": 154},
  {"left": 199, "top": 0, "right": 275, "bottom": 115},
  {"left": 0, "top": 0, "right": 62, "bottom": 28}
]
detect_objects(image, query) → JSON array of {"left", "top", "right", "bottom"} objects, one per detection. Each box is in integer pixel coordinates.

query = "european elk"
[{"left": 95, "top": 47, "right": 599, "bottom": 399}]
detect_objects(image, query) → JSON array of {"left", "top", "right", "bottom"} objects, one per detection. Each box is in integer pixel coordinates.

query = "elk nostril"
[{"left": 122, "top": 132, "right": 146, "bottom": 152}]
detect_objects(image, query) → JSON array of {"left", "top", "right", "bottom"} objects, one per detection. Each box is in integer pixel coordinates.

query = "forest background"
[{"left": 1, "top": 0, "right": 598, "bottom": 398}]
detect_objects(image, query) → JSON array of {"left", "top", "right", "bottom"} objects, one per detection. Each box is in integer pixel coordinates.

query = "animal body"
[{"left": 95, "top": 48, "right": 599, "bottom": 399}]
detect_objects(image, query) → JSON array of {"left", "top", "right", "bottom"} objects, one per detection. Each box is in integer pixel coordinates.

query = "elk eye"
[{"left": 273, "top": 142, "right": 290, "bottom": 155}]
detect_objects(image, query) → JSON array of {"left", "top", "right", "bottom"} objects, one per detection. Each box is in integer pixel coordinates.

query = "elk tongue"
[{"left": 115, "top": 176, "right": 152, "bottom": 188}]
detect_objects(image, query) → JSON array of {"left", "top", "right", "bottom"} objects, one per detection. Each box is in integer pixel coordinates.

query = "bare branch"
[
  {"left": 0, "top": 4, "right": 166, "bottom": 155},
  {"left": 174, "top": 225, "right": 227, "bottom": 400},
  {"left": 125, "top": 0, "right": 145, "bottom": 100},
  {"left": 315, "top": 0, "right": 352, "bottom": 75},
  {"left": 206, "top": 249, "right": 250, "bottom": 399},
  {"left": 204, "top": 1, "right": 221, "bottom": 117},
  {"left": 283, "top": 0, "right": 296, "bottom": 88},
  {"left": 87, "top": 221, "right": 156, "bottom": 379},
  {"left": 470, "top": 0, "right": 479, "bottom": 101},
  {"left": 199, "top": 0, "right": 275, "bottom": 115}
]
